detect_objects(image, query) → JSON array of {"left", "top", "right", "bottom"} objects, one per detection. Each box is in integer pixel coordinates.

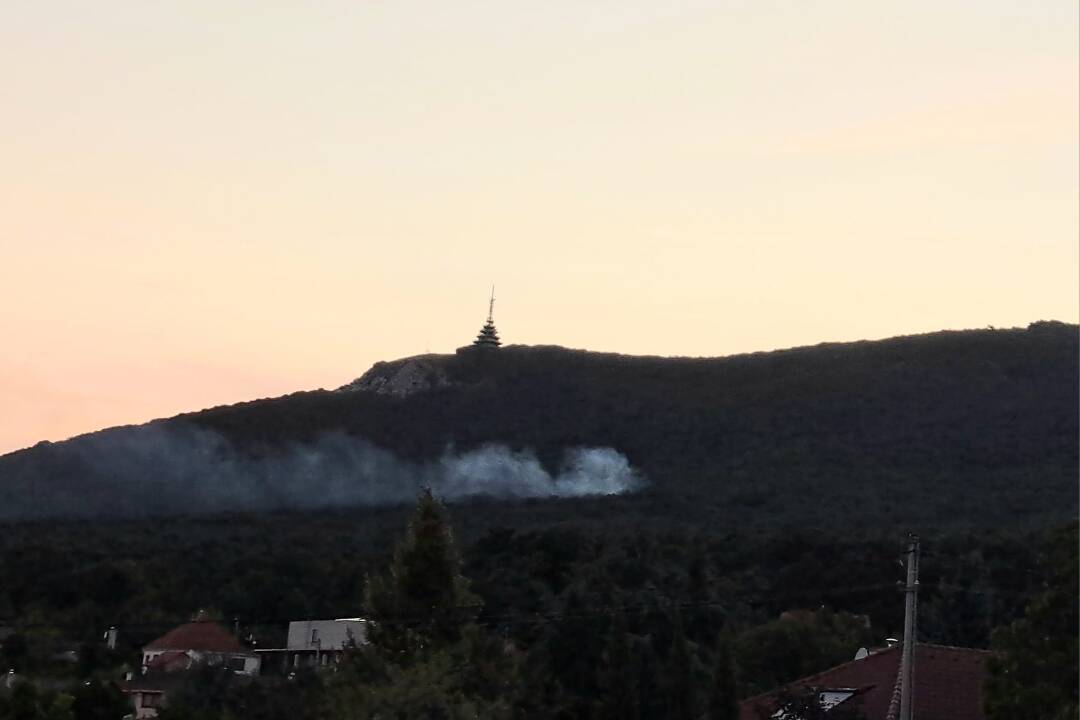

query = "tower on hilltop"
[{"left": 473, "top": 287, "right": 501, "bottom": 348}]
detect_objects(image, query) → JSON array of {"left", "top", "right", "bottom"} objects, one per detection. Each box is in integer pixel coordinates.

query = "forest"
[
  {"left": 0, "top": 322, "right": 1076, "bottom": 717},
  {"left": 1, "top": 321, "right": 1077, "bottom": 528},
  {"left": 0, "top": 495, "right": 1075, "bottom": 719}
]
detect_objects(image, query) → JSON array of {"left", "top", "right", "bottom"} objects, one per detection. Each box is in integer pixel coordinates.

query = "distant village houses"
[
  {"left": 122, "top": 613, "right": 366, "bottom": 718},
  {"left": 124, "top": 613, "right": 259, "bottom": 719}
]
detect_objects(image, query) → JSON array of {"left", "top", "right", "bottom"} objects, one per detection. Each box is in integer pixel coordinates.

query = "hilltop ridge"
[
  {"left": 1, "top": 322, "right": 1076, "bottom": 527},
  {"left": 337, "top": 353, "right": 455, "bottom": 397}
]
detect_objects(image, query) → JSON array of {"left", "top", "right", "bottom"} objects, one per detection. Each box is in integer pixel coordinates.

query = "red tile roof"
[
  {"left": 145, "top": 650, "right": 193, "bottom": 672},
  {"left": 144, "top": 620, "right": 247, "bottom": 653},
  {"left": 739, "top": 643, "right": 991, "bottom": 720}
]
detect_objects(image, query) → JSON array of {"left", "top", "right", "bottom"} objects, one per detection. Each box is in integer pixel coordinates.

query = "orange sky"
[{"left": 1, "top": 1, "right": 1077, "bottom": 454}]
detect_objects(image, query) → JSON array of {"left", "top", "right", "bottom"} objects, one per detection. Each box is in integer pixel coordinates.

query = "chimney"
[{"left": 106, "top": 627, "right": 117, "bottom": 650}]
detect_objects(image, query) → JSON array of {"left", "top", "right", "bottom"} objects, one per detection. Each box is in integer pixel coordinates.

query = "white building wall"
[{"left": 285, "top": 619, "right": 367, "bottom": 651}]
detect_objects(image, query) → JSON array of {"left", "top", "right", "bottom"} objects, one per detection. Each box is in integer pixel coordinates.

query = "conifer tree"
[
  {"left": 325, "top": 490, "right": 514, "bottom": 720},
  {"left": 364, "top": 488, "right": 480, "bottom": 660}
]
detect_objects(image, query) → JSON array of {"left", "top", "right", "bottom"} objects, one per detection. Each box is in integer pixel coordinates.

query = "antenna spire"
[{"left": 472, "top": 286, "right": 502, "bottom": 349}]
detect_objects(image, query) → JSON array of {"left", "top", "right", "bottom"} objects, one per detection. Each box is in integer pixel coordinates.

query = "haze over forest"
[{"left": 3, "top": 322, "right": 1075, "bottom": 528}]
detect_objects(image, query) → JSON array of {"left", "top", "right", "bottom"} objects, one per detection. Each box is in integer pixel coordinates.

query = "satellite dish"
[{"left": 854, "top": 647, "right": 870, "bottom": 660}]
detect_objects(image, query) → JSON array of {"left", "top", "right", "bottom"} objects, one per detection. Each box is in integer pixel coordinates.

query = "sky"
[{"left": 1, "top": 1, "right": 1077, "bottom": 454}]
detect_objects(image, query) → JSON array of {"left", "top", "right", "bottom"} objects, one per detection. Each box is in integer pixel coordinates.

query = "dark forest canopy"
[
  {"left": 1, "top": 321, "right": 1076, "bottom": 528},
  {"left": 0, "top": 497, "right": 1074, "bottom": 717},
  {"left": 0, "top": 322, "right": 1076, "bottom": 717}
]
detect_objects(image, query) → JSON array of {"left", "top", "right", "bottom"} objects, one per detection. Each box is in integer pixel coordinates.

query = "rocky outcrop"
[{"left": 337, "top": 355, "right": 453, "bottom": 397}]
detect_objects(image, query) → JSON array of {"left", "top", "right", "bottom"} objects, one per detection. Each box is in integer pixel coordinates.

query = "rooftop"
[
  {"left": 739, "top": 643, "right": 992, "bottom": 720},
  {"left": 144, "top": 620, "right": 248, "bottom": 654}
]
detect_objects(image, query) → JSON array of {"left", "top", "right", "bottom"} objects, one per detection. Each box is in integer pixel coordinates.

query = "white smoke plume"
[{"left": 0, "top": 424, "right": 644, "bottom": 521}]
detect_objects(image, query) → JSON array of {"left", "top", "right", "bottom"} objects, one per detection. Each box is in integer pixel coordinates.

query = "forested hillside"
[
  {"left": 2, "top": 321, "right": 1075, "bottom": 527},
  {"left": 0, "top": 322, "right": 1076, "bottom": 718}
]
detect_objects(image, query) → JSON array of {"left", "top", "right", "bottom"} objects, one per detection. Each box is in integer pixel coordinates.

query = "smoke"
[
  {"left": 437, "top": 445, "right": 639, "bottom": 499},
  {"left": 0, "top": 423, "right": 644, "bottom": 521}
]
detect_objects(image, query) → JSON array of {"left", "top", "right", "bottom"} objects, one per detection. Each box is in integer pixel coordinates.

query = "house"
[
  {"left": 739, "top": 643, "right": 992, "bottom": 720},
  {"left": 140, "top": 615, "right": 259, "bottom": 676},
  {"left": 255, "top": 618, "right": 368, "bottom": 673},
  {"left": 123, "top": 615, "right": 260, "bottom": 719}
]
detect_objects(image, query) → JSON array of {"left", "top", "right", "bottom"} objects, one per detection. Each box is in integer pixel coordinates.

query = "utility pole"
[{"left": 899, "top": 534, "right": 920, "bottom": 720}]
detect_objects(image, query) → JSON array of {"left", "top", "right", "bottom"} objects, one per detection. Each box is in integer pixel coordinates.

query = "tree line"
[{"left": 1, "top": 492, "right": 1074, "bottom": 719}]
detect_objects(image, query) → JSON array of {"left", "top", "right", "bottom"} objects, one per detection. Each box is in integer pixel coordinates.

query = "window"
[
  {"left": 311, "top": 629, "right": 319, "bottom": 645},
  {"left": 228, "top": 657, "right": 246, "bottom": 672}
]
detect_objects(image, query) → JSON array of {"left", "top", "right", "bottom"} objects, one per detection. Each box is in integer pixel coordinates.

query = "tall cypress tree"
[
  {"left": 364, "top": 488, "right": 479, "bottom": 659},
  {"left": 327, "top": 490, "right": 513, "bottom": 720}
]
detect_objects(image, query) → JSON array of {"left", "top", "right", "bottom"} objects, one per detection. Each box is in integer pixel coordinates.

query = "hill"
[
  {"left": 1, "top": 321, "right": 1076, "bottom": 529},
  {"left": 0, "top": 324, "right": 1076, "bottom": 706}
]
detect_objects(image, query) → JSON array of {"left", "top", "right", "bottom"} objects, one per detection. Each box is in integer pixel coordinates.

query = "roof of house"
[
  {"left": 739, "top": 643, "right": 992, "bottom": 720},
  {"left": 144, "top": 620, "right": 248, "bottom": 654},
  {"left": 145, "top": 650, "right": 193, "bottom": 672}
]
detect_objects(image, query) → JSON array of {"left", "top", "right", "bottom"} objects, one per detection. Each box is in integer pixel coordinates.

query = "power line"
[{"left": 0, "top": 579, "right": 1035, "bottom": 637}]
